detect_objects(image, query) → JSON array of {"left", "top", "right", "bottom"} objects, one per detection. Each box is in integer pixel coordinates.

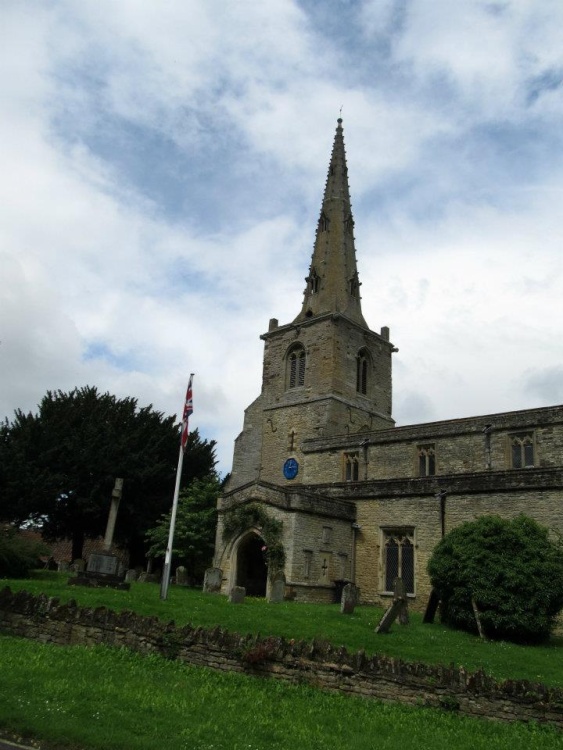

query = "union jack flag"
[{"left": 180, "top": 374, "right": 194, "bottom": 452}]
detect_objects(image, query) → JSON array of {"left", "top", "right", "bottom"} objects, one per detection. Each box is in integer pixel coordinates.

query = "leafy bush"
[
  {"left": 428, "top": 514, "right": 563, "bottom": 643},
  {"left": 0, "top": 526, "right": 49, "bottom": 577},
  {"left": 145, "top": 477, "right": 220, "bottom": 583}
]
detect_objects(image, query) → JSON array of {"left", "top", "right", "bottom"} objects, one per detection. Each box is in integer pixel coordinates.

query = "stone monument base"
[{"left": 68, "top": 552, "right": 130, "bottom": 590}]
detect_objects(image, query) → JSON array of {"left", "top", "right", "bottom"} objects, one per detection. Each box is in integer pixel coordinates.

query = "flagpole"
[
  {"left": 160, "top": 443, "right": 185, "bottom": 600},
  {"left": 160, "top": 374, "right": 194, "bottom": 601}
]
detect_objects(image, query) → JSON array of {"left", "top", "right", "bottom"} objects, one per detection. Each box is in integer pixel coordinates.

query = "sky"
[{"left": 2, "top": 0, "right": 563, "bottom": 477}]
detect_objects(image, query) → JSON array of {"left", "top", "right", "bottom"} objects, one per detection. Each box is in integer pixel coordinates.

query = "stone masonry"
[{"left": 213, "top": 118, "right": 563, "bottom": 612}]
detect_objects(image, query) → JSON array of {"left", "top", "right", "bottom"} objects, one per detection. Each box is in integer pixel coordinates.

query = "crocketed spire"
[{"left": 294, "top": 118, "right": 367, "bottom": 327}]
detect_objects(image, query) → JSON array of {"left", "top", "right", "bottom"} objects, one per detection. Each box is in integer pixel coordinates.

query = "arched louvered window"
[
  {"left": 356, "top": 350, "right": 369, "bottom": 395},
  {"left": 287, "top": 346, "right": 306, "bottom": 389}
]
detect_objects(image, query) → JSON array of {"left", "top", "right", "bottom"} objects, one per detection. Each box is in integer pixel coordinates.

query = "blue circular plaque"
[{"left": 283, "top": 458, "right": 299, "bottom": 480}]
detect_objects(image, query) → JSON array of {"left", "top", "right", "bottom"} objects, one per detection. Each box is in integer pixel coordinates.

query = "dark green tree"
[
  {"left": 0, "top": 387, "right": 217, "bottom": 565},
  {"left": 428, "top": 514, "right": 563, "bottom": 643},
  {"left": 145, "top": 476, "right": 220, "bottom": 583}
]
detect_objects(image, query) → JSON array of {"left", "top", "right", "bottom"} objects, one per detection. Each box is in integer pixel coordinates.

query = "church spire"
[{"left": 294, "top": 118, "right": 368, "bottom": 327}]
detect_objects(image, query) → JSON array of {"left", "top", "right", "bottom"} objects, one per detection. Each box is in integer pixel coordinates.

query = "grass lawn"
[
  {"left": 2, "top": 571, "right": 562, "bottom": 687},
  {"left": 1, "top": 635, "right": 561, "bottom": 750}
]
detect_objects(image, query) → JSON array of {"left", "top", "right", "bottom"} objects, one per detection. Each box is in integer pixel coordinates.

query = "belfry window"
[
  {"left": 287, "top": 346, "right": 306, "bottom": 389},
  {"left": 510, "top": 433, "right": 535, "bottom": 468},
  {"left": 417, "top": 445, "right": 435, "bottom": 477},
  {"left": 382, "top": 528, "right": 415, "bottom": 595},
  {"left": 343, "top": 451, "right": 360, "bottom": 481},
  {"left": 356, "top": 350, "right": 369, "bottom": 395}
]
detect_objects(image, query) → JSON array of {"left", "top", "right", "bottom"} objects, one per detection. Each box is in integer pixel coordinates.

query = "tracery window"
[
  {"left": 287, "top": 346, "right": 305, "bottom": 389},
  {"left": 510, "top": 433, "right": 535, "bottom": 468},
  {"left": 382, "top": 528, "right": 415, "bottom": 595},
  {"left": 417, "top": 444, "right": 436, "bottom": 477}
]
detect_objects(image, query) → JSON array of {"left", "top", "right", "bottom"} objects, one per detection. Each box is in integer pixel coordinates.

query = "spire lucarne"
[{"left": 294, "top": 118, "right": 368, "bottom": 328}]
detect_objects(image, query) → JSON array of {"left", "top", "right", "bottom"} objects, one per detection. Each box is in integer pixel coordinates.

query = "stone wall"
[
  {"left": 302, "top": 405, "right": 563, "bottom": 480},
  {"left": 304, "top": 469, "right": 563, "bottom": 610},
  {"left": 1, "top": 587, "right": 561, "bottom": 730}
]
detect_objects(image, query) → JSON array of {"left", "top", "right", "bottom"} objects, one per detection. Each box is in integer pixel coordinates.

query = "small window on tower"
[
  {"left": 319, "top": 212, "right": 330, "bottom": 232},
  {"left": 356, "top": 350, "right": 369, "bottom": 395},
  {"left": 349, "top": 273, "right": 360, "bottom": 298},
  {"left": 287, "top": 345, "right": 306, "bottom": 389},
  {"left": 308, "top": 268, "right": 320, "bottom": 294}
]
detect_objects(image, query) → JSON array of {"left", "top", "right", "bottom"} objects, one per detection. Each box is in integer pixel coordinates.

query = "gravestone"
[
  {"left": 229, "top": 586, "right": 246, "bottom": 604},
  {"left": 72, "top": 559, "right": 86, "bottom": 572},
  {"left": 176, "top": 566, "right": 189, "bottom": 586},
  {"left": 203, "top": 567, "right": 222, "bottom": 593},
  {"left": 340, "top": 582, "right": 359, "bottom": 614},
  {"left": 375, "top": 577, "right": 409, "bottom": 634},
  {"left": 58, "top": 561, "right": 70, "bottom": 573},
  {"left": 268, "top": 571, "right": 286, "bottom": 603},
  {"left": 125, "top": 569, "right": 138, "bottom": 583},
  {"left": 87, "top": 553, "right": 119, "bottom": 575},
  {"left": 68, "top": 551, "right": 130, "bottom": 590}
]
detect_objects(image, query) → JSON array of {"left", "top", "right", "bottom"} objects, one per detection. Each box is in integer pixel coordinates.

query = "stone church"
[{"left": 213, "top": 118, "right": 563, "bottom": 609}]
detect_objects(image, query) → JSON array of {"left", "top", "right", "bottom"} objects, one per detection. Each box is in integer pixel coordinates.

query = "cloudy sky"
[{"left": 2, "top": 0, "right": 563, "bottom": 476}]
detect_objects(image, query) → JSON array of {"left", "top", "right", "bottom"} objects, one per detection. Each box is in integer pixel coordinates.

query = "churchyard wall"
[{"left": 1, "top": 587, "right": 562, "bottom": 730}]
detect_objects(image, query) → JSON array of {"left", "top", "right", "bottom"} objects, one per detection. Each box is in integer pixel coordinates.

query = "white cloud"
[{"left": 1, "top": 0, "right": 562, "bottom": 476}]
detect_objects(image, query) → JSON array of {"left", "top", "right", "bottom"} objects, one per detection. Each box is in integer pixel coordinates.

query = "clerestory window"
[
  {"left": 343, "top": 451, "right": 360, "bottom": 481},
  {"left": 510, "top": 433, "right": 535, "bottom": 469},
  {"left": 417, "top": 444, "right": 436, "bottom": 477}
]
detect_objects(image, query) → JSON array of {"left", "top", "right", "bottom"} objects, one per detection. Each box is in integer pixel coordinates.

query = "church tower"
[{"left": 227, "top": 118, "right": 396, "bottom": 491}]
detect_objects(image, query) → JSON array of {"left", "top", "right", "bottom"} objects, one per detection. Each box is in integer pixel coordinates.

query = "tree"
[
  {"left": 0, "top": 526, "right": 49, "bottom": 578},
  {"left": 145, "top": 476, "right": 220, "bottom": 583},
  {"left": 0, "top": 387, "right": 217, "bottom": 565},
  {"left": 428, "top": 514, "right": 563, "bottom": 643}
]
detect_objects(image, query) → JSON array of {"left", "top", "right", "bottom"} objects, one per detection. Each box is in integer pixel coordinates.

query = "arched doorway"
[{"left": 236, "top": 534, "right": 268, "bottom": 597}]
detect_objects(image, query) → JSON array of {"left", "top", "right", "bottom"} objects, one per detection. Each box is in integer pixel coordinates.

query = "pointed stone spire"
[{"left": 294, "top": 118, "right": 368, "bottom": 327}]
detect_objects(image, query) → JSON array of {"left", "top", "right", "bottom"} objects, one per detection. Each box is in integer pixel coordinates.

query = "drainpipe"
[
  {"left": 351, "top": 522, "right": 361, "bottom": 583},
  {"left": 435, "top": 490, "right": 447, "bottom": 538},
  {"left": 359, "top": 438, "right": 369, "bottom": 480},
  {"left": 483, "top": 424, "right": 493, "bottom": 470}
]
